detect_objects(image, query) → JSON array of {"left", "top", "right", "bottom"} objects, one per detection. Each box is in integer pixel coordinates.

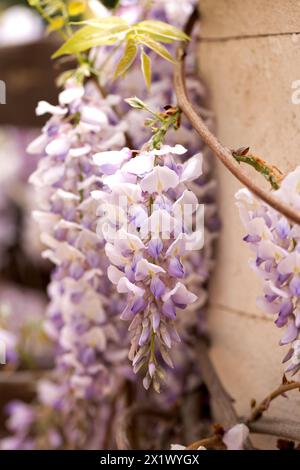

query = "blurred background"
[{"left": 0, "top": 1, "right": 57, "bottom": 431}]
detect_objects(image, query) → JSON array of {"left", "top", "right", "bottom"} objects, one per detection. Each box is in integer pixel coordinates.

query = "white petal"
[
  {"left": 154, "top": 144, "right": 187, "bottom": 156},
  {"left": 32, "top": 211, "right": 60, "bottom": 231},
  {"left": 170, "top": 444, "right": 186, "bottom": 450},
  {"left": 116, "top": 228, "right": 145, "bottom": 252},
  {"left": 107, "top": 265, "right": 124, "bottom": 284},
  {"left": 58, "top": 86, "right": 84, "bottom": 105},
  {"left": 53, "top": 189, "right": 80, "bottom": 201},
  {"left": 247, "top": 217, "right": 272, "bottom": 239},
  {"left": 166, "top": 234, "right": 187, "bottom": 257},
  {"left": 235, "top": 187, "right": 255, "bottom": 205},
  {"left": 82, "top": 327, "right": 106, "bottom": 352},
  {"left": 223, "top": 424, "right": 249, "bottom": 450},
  {"left": 91, "top": 190, "right": 106, "bottom": 201},
  {"left": 117, "top": 277, "right": 145, "bottom": 296},
  {"left": 105, "top": 243, "right": 127, "bottom": 266},
  {"left": 93, "top": 148, "right": 131, "bottom": 174},
  {"left": 258, "top": 240, "right": 287, "bottom": 262},
  {"left": 122, "top": 153, "right": 155, "bottom": 176},
  {"left": 141, "top": 166, "right": 179, "bottom": 193},
  {"left": 105, "top": 181, "right": 142, "bottom": 203},
  {"left": 172, "top": 189, "right": 198, "bottom": 214},
  {"left": 163, "top": 282, "right": 197, "bottom": 305},
  {"left": 135, "top": 258, "right": 165, "bottom": 281},
  {"left": 45, "top": 138, "right": 69, "bottom": 156},
  {"left": 69, "top": 145, "right": 91, "bottom": 157},
  {"left": 81, "top": 105, "right": 108, "bottom": 126},
  {"left": 278, "top": 251, "right": 300, "bottom": 274},
  {"left": 29, "top": 164, "right": 65, "bottom": 186},
  {"left": 26, "top": 134, "right": 48, "bottom": 154},
  {"left": 141, "top": 209, "right": 175, "bottom": 237},
  {"left": 36, "top": 101, "right": 66, "bottom": 116},
  {"left": 180, "top": 153, "right": 203, "bottom": 182}
]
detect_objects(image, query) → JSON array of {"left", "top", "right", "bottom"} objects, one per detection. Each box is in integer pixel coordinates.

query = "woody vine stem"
[
  {"left": 172, "top": 7, "right": 300, "bottom": 448},
  {"left": 174, "top": 8, "right": 300, "bottom": 225}
]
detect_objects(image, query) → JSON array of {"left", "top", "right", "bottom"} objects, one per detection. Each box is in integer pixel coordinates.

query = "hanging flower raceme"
[
  {"left": 236, "top": 166, "right": 300, "bottom": 375},
  {"left": 115, "top": 1, "right": 219, "bottom": 386},
  {"left": 92, "top": 143, "right": 203, "bottom": 391},
  {"left": 10, "top": 79, "right": 135, "bottom": 448}
]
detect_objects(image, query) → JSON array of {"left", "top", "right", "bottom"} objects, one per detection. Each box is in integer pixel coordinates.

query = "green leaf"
[
  {"left": 71, "top": 17, "right": 128, "bottom": 28},
  {"left": 141, "top": 49, "right": 151, "bottom": 90},
  {"left": 134, "top": 28, "right": 174, "bottom": 44},
  {"left": 124, "top": 96, "right": 146, "bottom": 109},
  {"left": 52, "top": 24, "right": 129, "bottom": 58},
  {"left": 136, "top": 20, "right": 189, "bottom": 42},
  {"left": 114, "top": 37, "right": 138, "bottom": 79},
  {"left": 137, "top": 35, "right": 177, "bottom": 64}
]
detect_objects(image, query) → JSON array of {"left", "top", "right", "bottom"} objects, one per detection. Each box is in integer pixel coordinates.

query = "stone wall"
[{"left": 198, "top": 0, "right": 300, "bottom": 447}]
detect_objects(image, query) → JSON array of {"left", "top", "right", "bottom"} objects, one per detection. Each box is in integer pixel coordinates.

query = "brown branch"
[
  {"left": 174, "top": 11, "right": 300, "bottom": 225},
  {"left": 186, "top": 434, "right": 226, "bottom": 450},
  {"left": 247, "top": 381, "right": 300, "bottom": 423},
  {"left": 248, "top": 417, "right": 300, "bottom": 442}
]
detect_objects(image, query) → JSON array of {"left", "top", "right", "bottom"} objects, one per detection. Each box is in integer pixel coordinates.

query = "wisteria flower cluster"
[
  {"left": 8, "top": 80, "right": 137, "bottom": 449},
  {"left": 1, "top": 0, "right": 219, "bottom": 450},
  {"left": 236, "top": 166, "right": 300, "bottom": 374},
  {"left": 92, "top": 143, "right": 202, "bottom": 390}
]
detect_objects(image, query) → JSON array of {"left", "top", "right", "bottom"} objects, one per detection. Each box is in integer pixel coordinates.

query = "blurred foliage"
[
  {"left": 23, "top": 0, "right": 188, "bottom": 89},
  {"left": 53, "top": 17, "right": 189, "bottom": 87},
  {"left": 100, "top": 0, "right": 119, "bottom": 8},
  {"left": 1, "top": 0, "right": 29, "bottom": 7}
]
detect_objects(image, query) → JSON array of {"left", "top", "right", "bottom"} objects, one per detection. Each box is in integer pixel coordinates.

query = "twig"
[
  {"left": 186, "top": 434, "right": 226, "bottom": 450},
  {"left": 247, "top": 417, "right": 300, "bottom": 442},
  {"left": 247, "top": 381, "right": 300, "bottom": 423},
  {"left": 174, "top": 10, "right": 300, "bottom": 225}
]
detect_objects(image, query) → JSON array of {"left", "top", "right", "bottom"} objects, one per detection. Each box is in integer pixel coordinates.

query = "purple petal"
[
  {"left": 69, "top": 261, "right": 84, "bottom": 280},
  {"left": 150, "top": 277, "right": 165, "bottom": 299},
  {"left": 148, "top": 238, "right": 163, "bottom": 259},
  {"left": 168, "top": 257, "right": 185, "bottom": 278},
  {"left": 243, "top": 234, "right": 261, "bottom": 243},
  {"left": 152, "top": 309, "right": 160, "bottom": 332},
  {"left": 276, "top": 218, "right": 290, "bottom": 239},
  {"left": 290, "top": 275, "right": 300, "bottom": 297},
  {"left": 275, "top": 300, "right": 293, "bottom": 327},
  {"left": 280, "top": 321, "right": 299, "bottom": 345},
  {"left": 162, "top": 300, "right": 176, "bottom": 320},
  {"left": 131, "top": 297, "right": 147, "bottom": 314}
]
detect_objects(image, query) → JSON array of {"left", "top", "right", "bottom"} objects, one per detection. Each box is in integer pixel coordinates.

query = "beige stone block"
[
  {"left": 197, "top": 1, "right": 300, "bottom": 445},
  {"left": 199, "top": 0, "right": 300, "bottom": 38}
]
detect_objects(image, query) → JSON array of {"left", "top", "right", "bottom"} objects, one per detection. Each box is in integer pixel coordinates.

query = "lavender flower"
[
  {"left": 2, "top": 0, "right": 219, "bottom": 449},
  {"left": 92, "top": 144, "right": 203, "bottom": 391},
  {"left": 236, "top": 167, "right": 300, "bottom": 374},
  {"left": 17, "top": 80, "right": 136, "bottom": 448}
]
